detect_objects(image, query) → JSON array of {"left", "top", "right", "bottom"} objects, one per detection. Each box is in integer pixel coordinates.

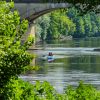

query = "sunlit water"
[{"left": 20, "top": 37, "right": 100, "bottom": 93}]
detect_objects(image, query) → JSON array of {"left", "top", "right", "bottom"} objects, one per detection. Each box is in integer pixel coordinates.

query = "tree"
[
  {"left": 83, "top": 14, "right": 92, "bottom": 37},
  {"left": 36, "top": 14, "right": 50, "bottom": 41},
  {"left": 43, "top": 0, "right": 100, "bottom": 14},
  {"left": 0, "top": 1, "right": 34, "bottom": 98},
  {"left": 67, "top": 7, "right": 100, "bottom": 38},
  {"left": 36, "top": 10, "right": 76, "bottom": 40}
]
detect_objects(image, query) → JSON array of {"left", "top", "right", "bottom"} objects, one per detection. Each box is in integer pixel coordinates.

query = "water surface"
[{"left": 20, "top": 37, "right": 100, "bottom": 93}]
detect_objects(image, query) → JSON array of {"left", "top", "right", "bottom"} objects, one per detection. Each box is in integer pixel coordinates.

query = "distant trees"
[
  {"left": 36, "top": 10, "right": 75, "bottom": 40},
  {"left": 36, "top": 8, "right": 100, "bottom": 41},
  {"left": 36, "top": 14, "right": 50, "bottom": 41},
  {"left": 47, "top": 11, "right": 75, "bottom": 39},
  {"left": 67, "top": 8, "right": 100, "bottom": 38}
]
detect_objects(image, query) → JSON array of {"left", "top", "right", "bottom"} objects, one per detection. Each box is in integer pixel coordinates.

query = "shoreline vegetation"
[
  {"left": 36, "top": 8, "right": 100, "bottom": 41},
  {"left": 5, "top": 79, "right": 100, "bottom": 100}
]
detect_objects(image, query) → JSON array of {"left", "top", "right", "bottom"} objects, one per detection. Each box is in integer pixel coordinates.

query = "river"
[{"left": 20, "top": 37, "right": 100, "bottom": 93}]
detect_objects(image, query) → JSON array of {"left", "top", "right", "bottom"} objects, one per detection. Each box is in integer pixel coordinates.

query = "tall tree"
[
  {"left": 36, "top": 10, "right": 75, "bottom": 40},
  {"left": 36, "top": 14, "right": 50, "bottom": 40},
  {"left": 83, "top": 14, "right": 92, "bottom": 37},
  {"left": 67, "top": 7, "right": 100, "bottom": 38},
  {"left": 43, "top": 0, "right": 100, "bottom": 14},
  {"left": 0, "top": 1, "right": 34, "bottom": 98}
]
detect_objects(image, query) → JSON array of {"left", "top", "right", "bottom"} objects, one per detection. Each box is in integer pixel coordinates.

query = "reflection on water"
[{"left": 20, "top": 37, "right": 100, "bottom": 93}]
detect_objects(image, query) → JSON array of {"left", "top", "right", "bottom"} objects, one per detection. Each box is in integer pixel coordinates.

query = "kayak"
[
  {"left": 47, "top": 56, "right": 54, "bottom": 62},
  {"left": 40, "top": 55, "right": 54, "bottom": 62}
]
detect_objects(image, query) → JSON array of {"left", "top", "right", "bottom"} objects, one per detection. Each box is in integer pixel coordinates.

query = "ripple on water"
[
  {"left": 19, "top": 71, "right": 100, "bottom": 93},
  {"left": 34, "top": 47, "right": 100, "bottom": 57},
  {"left": 26, "top": 44, "right": 100, "bottom": 93}
]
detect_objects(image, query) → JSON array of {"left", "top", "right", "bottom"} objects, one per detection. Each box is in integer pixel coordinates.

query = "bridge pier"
[
  {"left": 27, "top": 21, "right": 36, "bottom": 48},
  {"left": 29, "top": 22, "right": 36, "bottom": 38}
]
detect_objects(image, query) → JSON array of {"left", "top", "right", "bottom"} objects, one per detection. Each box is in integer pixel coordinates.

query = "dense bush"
[
  {"left": 2, "top": 80, "right": 100, "bottom": 100},
  {"left": 65, "top": 81, "right": 100, "bottom": 100},
  {"left": 0, "top": 1, "right": 34, "bottom": 98}
]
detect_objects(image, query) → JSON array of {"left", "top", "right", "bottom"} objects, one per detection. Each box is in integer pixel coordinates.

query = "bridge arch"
[
  {"left": 15, "top": 3, "right": 72, "bottom": 22},
  {"left": 15, "top": 3, "right": 72, "bottom": 45}
]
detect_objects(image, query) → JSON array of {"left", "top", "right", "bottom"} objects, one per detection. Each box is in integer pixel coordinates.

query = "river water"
[{"left": 20, "top": 37, "right": 100, "bottom": 93}]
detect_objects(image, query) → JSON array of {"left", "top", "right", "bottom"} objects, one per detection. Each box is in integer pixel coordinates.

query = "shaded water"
[{"left": 20, "top": 37, "right": 100, "bottom": 93}]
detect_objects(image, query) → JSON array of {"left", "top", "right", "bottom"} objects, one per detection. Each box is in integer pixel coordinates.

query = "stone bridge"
[
  {"left": 9, "top": 0, "right": 72, "bottom": 46},
  {"left": 15, "top": 3, "right": 72, "bottom": 22},
  {"left": 13, "top": 0, "right": 72, "bottom": 22},
  {"left": 12, "top": 1, "right": 72, "bottom": 65}
]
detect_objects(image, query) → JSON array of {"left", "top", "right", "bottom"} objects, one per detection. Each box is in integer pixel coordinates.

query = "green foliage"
[
  {"left": 36, "top": 7, "right": 100, "bottom": 40},
  {"left": 66, "top": 81, "right": 100, "bottom": 100},
  {"left": 36, "top": 9, "right": 100, "bottom": 40},
  {"left": 0, "top": 79, "right": 35, "bottom": 100},
  {"left": 2, "top": 79, "right": 100, "bottom": 100},
  {"left": 43, "top": 0, "right": 100, "bottom": 14},
  {"left": 36, "top": 14, "right": 50, "bottom": 40},
  {"left": 67, "top": 8, "right": 100, "bottom": 38},
  {"left": 0, "top": 79, "right": 66, "bottom": 100},
  {"left": 48, "top": 10, "right": 75, "bottom": 39},
  {"left": 36, "top": 10, "right": 75, "bottom": 40},
  {"left": 0, "top": 1, "right": 34, "bottom": 98}
]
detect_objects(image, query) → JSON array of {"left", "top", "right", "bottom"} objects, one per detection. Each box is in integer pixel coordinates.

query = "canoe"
[
  {"left": 40, "top": 55, "right": 54, "bottom": 62},
  {"left": 47, "top": 56, "right": 54, "bottom": 62}
]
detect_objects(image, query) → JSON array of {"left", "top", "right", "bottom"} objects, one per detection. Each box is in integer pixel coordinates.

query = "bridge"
[
  {"left": 7, "top": 0, "right": 100, "bottom": 22},
  {"left": 6, "top": 0, "right": 100, "bottom": 47},
  {"left": 14, "top": 1, "right": 72, "bottom": 22},
  {"left": 11, "top": 0, "right": 72, "bottom": 45}
]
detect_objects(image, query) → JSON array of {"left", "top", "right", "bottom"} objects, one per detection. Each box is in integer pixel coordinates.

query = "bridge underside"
[
  {"left": 15, "top": 3, "right": 72, "bottom": 22},
  {"left": 27, "top": 8, "right": 65, "bottom": 22}
]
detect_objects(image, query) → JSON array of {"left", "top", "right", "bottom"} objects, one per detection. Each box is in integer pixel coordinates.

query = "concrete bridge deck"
[{"left": 15, "top": 3, "right": 72, "bottom": 21}]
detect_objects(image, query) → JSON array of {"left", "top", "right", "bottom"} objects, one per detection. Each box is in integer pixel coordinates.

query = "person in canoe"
[{"left": 47, "top": 52, "right": 54, "bottom": 62}]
